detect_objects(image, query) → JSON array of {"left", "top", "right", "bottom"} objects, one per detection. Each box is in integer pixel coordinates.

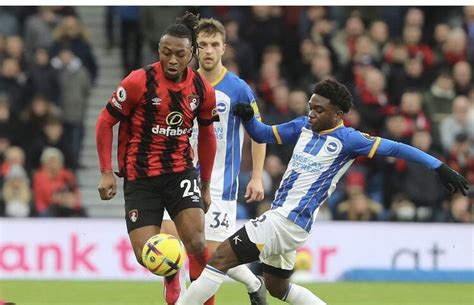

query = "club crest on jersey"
[
  {"left": 116, "top": 86, "right": 127, "bottom": 102},
  {"left": 129, "top": 209, "right": 138, "bottom": 223},
  {"left": 188, "top": 95, "right": 200, "bottom": 111},
  {"left": 324, "top": 141, "right": 340, "bottom": 154}
]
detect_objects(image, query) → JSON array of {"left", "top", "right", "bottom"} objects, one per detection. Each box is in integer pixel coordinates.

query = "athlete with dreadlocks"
[{"left": 96, "top": 12, "right": 218, "bottom": 305}]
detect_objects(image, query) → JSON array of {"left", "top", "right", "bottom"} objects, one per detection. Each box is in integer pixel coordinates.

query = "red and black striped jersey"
[{"left": 105, "top": 62, "right": 217, "bottom": 181}]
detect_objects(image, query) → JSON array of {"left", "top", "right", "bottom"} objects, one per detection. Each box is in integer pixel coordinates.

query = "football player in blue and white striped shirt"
[{"left": 177, "top": 79, "right": 469, "bottom": 305}]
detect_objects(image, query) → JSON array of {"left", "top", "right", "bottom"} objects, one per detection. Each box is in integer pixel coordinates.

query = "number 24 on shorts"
[{"left": 180, "top": 179, "right": 201, "bottom": 197}]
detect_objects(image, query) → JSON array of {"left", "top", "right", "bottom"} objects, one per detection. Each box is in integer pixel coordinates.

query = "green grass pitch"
[{"left": 0, "top": 281, "right": 473, "bottom": 305}]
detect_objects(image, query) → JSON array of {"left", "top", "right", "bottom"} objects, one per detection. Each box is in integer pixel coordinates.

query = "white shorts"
[
  {"left": 162, "top": 198, "right": 237, "bottom": 243},
  {"left": 244, "top": 209, "right": 309, "bottom": 271}
]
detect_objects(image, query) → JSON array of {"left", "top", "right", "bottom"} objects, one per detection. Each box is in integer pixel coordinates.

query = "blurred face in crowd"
[
  {"left": 405, "top": 57, "right": 423, "bottom": 78},
  {"left": 262, "top": 46, "right": 282, "bottom": 65},
  {"left": 400, "top": 92, "right": 422, "bottom": 115},
  {"left": 308, "top": 93, "right": 343, "bottom": 132},
  {"left": 386, "top": 115, "right": 405, "bottom": 139},
  {"left": 405, "top": 8, "right": 424, "bottom": 27},
  {"left": 365, "top": 68, "right": 385, "bottom": 95},
  {"left": 300, "top": 39, "right": 315, "bottom": 63},
  {"left": 264, "top": 154, "right": 284, "bottom": 178},
  {"left": 1, "top": 58, "right": 20, "bottom": 78},
  {"left": 5, "top": 146, "right": 25, "bottom": 166},
  {"left": 453, "top": 61, "right": 472, "bottom": 87},
  {"left": 412, "top": 130, "right": 431, "bottom": 152},
  {"left": 159, "top": 35, "right": 193, "bottom": 82},
  {"left": 0, "top": 100, "right": 10, "bottom": 121},
  {"left": 444, "top": 29, "right": 467, "bottom": 53},
  {"left": 369, "top": 21, "right": 389, "bottom": 45},
  {"left": 44, "top": 154, "right": 64, "bottom": 175},
  {"left": 434, "top": 23, "right": 450, "bottom": 45},
  {"left": 311, "top": 55, "right": 332, "bottom": 78},
  {"left": 452, "top": 96, "right": 470, "bottom": 124},
  {"left": 197, "top": 32, "right": 225, "bottom": 72},
  {"left": 44, "top": 122, "right": 64, "bottom": 142},
  {"left": 59, "top": 49, "right": 75, "bottom": 65},
  {"left": 62, "top": 16, "right": 81, "bottom": 38},
  {"left": 288, "top": 90, "right": 309, "bottom": 116},
  {"left": 5, "top": 36, "right": 24, "bottom": 59},
  {"left": 31, "top": 95, "right": 49, "bottom": 117},
  {"left": 273, "top": 84, "right": 290, "bottom": 110},
  {"left": 345, "top": 15, "right": 364, "bottom": 37},
  {"left": 35, "top": 48, "right": 50, "bottom": 66},
  {"left": 464, "top": 6, "right": 474, "bottom": 22},
  {"left": 224, "top": 21, "right": 239, "bottom": 42},
  {"left": 435, "top": 74, "right": 454, "bottom": 91},
  {"left": 403, "top": 25, "right": 422, "bottom": 45}
]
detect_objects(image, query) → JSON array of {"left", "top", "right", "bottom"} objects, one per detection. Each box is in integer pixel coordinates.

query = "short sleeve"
[
  {"left": 343, "top": 130, "right": 381, "bottom": 158},
  {"left": 106, "top": 69, "right": 144, "bottom": 121},
  {"left": 273, "top": 117, "right": 308, "bottom": 144},
  {"left": 197, "top": 80, "right": 217, "bottom": 126}
]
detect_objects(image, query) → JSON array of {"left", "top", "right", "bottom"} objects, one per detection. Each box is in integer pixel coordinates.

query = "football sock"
[
  {"left": 178, "top": 263, "right": 187, "bottom": 296},
  {"left": 177, "top": 265, "right": 226, "bottom": 305},
  {"left": 187, "top": 248, "right": 215, "bottom": 305},
  {"left": 283, "top": 283, "right": 327, "bottom": 305},
  {"left": 226, "top": 265, "right": 261, "bottom": 293}
]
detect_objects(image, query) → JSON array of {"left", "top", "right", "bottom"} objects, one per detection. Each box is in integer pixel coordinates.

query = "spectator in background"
[
  {"left": 463, "top": 6, "right": 474, "bottom": 63},
  {"left": 432, "top": 23, "right": 451, "bottom": 65},
  {"left": 369, "top": 20, "right": 389, "bottom": 55},
  {"left": 330, "top": 12, "right": 365, "bottom": 67},
  {"left": 20, "top": 94, "right": 61, "bottom": 148},
  {"left": 452, "top": 61, "right": 472, "bottom": 95},
  {"left": 445, "top": 133, "right": 474, "bottom": 186},
  {"left": 442, "top": 27, "right": 467, "bottom": 65},
  {"left": 335, "top": 171, "right": 382, "bottom": 221},
  {"left": 436, "top": 193, "right": 473, "bottom": 223},
  {"left": 288, "top": 89, "right": 309, "bottom": 118},
  {"left": 301, "top": 46, "right": 333, "bottom": 93},
  {"left": 399, "top": 90, "right": 431, "bottom": 139},
  {"left": 50, "top": 15, "right": 97, "bottom": 83},
  {"left": 402, "top": 25, "right": 434, "bottom": 70},
  {"left": 5, "top": 36, "right": 27, "bottom": 69},
  {"left": 0, "top": 8, "right": 19, "bottom": 37},
  {"left": 439, "top": 95, "right": 474, "bottom": 152},
  {"left": 0, "top": 57, "right": 30, "bottom": 114},
  {"left": 388, "top": 194, "right": 417, "bottom": 222},
  {"left": 2, "top": 164, "right": 31, "bottom": 217},
  {"left": 27, "top": 118, "right": 74, "bottom": 172},
  {"left": 51, "top": 48, "right": 91, "bottom": 169},
  {"left": 224, "top": 19, "right": 256, "bottom": 81},
  {"left": 115, "top": 6, "right": 142, "bottom": 75},
  {"left": 28, "top": 47, "right": 60, "bottom": 103},
  {"left": 24, "top": 7, "right": 60, "bottom": 60},
  {"left": 423, "top": 70, "right": 456, "bottom": 130},
  {"left": 32, "top": 147, "right": 84, "bottom": 217},
  {"left": 140, "top": 7, "right": 184, "bottom": 66},
  {"left": 0, "top": 96, "right": 21, "bottom": 146},
  {"left": 400, "top": 129, "right": 445, "bottom": 220}
]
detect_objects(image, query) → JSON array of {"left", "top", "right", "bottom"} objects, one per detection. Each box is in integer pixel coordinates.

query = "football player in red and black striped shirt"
[{"left": 96, "top": 12, "right": 216, "bottom": 305}]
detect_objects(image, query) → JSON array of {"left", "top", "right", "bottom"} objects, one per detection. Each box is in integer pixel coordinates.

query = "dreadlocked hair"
[
  {"left": 313, "top": 79, "right": 353, "bottom": 113},
  {"left": 161, "top": 11, "right": 200, "bottom": 57}
]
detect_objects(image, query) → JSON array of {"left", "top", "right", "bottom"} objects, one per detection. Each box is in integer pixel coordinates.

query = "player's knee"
[
  {"left": 183, "top": 234, "right": 206, "bottom": 254},
  {"left": 208, "top": 250, "right": 232, "bottom": 273}
]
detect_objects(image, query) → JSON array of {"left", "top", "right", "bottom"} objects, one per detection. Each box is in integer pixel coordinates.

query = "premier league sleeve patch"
[{"left": 116, "top": 86, "right": 127, "bottom": 102}]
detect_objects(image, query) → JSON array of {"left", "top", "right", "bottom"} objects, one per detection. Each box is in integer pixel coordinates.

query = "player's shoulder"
[
  {"left": 222, "top": 69, "right": 252, "bottom": 91},
  {"left": 122, "top": 65, "right": 148, "bottom": 85}
]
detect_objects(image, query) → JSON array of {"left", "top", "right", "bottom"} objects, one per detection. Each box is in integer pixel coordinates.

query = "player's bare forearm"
[{"left": 251, "top": 140, "right": 266, "bottom": 179}]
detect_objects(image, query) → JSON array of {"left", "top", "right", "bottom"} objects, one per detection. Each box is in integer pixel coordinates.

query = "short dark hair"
[
  {"left": 313, "top": 79, "right": 353, "bottom": 113},
  {"left": 161, "top": 11, "right": 200, "bottom": 56}
]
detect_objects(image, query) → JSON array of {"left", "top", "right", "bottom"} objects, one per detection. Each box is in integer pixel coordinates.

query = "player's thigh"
[
  {"left": 128, "top": 225, "right": 161, "bottom": 263},
  {"left": 244, "top": 210, "right": 308, "bottom": 264},
  {"left": 173, "top": 207, "right": 206, "bottom": 254},
  {"left": 124, "top": 178, "right": 165, "bottom": 235},
  {"left": 205, "top": 199, "right": 237, "bottom": 243}
]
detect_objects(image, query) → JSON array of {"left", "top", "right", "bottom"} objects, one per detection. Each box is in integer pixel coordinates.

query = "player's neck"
[{"left": 199, "top": 62, "right": 224, "bottom": 85}]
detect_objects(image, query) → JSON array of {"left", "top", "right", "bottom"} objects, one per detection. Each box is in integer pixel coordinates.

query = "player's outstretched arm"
[
  {"left": 376, "top": 138, "right": 470, "bottom": 195},
  {"left": 233, "top": 103, "right": 305, "bottom": 145}
]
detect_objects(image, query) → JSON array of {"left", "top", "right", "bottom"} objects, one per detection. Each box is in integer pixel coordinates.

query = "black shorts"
[{"left": 124, "top": 169, "right": 204, "bottom": 233}]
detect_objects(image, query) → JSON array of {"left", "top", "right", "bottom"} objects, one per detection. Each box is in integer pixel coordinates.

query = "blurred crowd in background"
[{"left": 0, "top": 6, "right": 472, "bottom": 223}]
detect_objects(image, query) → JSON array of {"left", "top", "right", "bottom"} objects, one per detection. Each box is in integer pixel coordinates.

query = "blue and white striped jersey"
[
  {"left": 256, "top": 116, "right": 439, "bottom": 233},
  {"left": 192, "top": 68, "right": 260, "bottom": 201}
]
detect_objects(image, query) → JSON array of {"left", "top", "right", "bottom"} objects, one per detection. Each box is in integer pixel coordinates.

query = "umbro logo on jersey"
[
  {"left": 151, "top": 97, "right": 161, "bottom": 105},
  {"left": 191, "top": 195, "right": 200, "bottom": 203}
]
